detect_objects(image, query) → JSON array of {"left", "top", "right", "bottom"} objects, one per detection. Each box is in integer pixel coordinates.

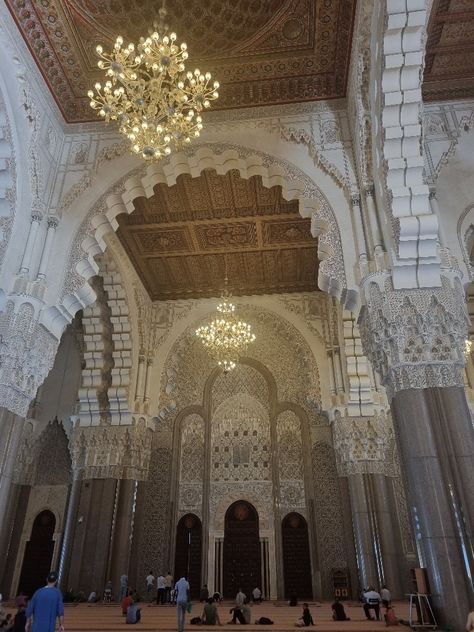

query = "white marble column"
[{"left": 19, "top": 213, "right": 42, "bottom": 275}]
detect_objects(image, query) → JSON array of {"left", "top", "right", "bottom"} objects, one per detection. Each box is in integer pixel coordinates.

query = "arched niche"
[{"left": 18, "top": 510, "right": 56, "bottom": 597}]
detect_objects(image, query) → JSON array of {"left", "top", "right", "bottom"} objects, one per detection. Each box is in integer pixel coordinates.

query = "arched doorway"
[
  {"left": 282, "top": 512, "right": 312, "bottom": 598},
  {"left": 18, "top": 510, "right": 56, "bottom": 597},
  {"left": 174, "top": 514, "right": 202, "bottom": 599},
  {"left": 223, "top": 500, "right": 261, "bottom": 598}
]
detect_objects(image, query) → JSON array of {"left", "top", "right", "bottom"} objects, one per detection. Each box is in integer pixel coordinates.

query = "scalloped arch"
[{"left": 55, "top": 144, "right": 350, "bottom": 334}]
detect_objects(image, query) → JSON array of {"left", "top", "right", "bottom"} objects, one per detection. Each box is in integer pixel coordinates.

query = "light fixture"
[
  {"left": 465, "top": 338, "right": 472, "bottom": 359},
  {"left": 87, "top": 2, "right": 219, "bottom": 161},
  {"left": 195, "top": 275, "right": 256, "bottom": 373}
]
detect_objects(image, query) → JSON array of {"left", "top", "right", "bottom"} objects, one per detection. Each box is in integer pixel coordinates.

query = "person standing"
[
  {"left": 120, "top": 574, "right": 128, "bottom": 601},
  {"left": 380, "top": 585, "right": 391, "bottom": 605},
  {"left": 175, "top": 576, "right": 190, "bottom": 632},
  {"left": 165, "top": 572, "right": 173, "bottom": 603},
  {"left": 157, "top": 574, "right": 166, "bottom": 605},
  {"left": 145, "top": 571, "right": 155, "bottom": 601},
  {"left": 25, "top": 571, "right": 64, "bottom": 632}
]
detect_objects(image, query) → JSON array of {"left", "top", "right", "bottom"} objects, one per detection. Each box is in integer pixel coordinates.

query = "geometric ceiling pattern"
[
  {"left": 117, "top": 170, "right": 319, "bottom": 301},
  {"left": 423, "top": 0, "right": 474, "bottom": 101},
  {"left": 5, "top": 0, "right": 356, "bottom": 122}
]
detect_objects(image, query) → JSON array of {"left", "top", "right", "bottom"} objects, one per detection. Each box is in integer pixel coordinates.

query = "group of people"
[
  {"left": 362, "top": 585, "right": 398, "bottom": 626},
  {"left": 0, "top": 592, "right": 28, "bottom": 632},
  {"left": 144, "top": 571, "right": 175, "bottom": 604}
]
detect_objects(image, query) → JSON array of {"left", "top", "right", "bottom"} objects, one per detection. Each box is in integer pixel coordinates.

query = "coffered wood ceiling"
[
  {"left": 6, "top": 0, "right": 356, "bottom": 122},
  {"left": 423, "top": 0, "right": 474, "bottom": 101},
  {"left": 117, "top": 170, "right": 319, "bottom": 300}
]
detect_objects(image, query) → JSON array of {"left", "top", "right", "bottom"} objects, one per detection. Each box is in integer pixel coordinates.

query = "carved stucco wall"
[
  {"left": 134, "top": 440, "right": 173, "bottom": 583},
  {"left": 311, "top": 441, "right": 348, "bottom": 596}
]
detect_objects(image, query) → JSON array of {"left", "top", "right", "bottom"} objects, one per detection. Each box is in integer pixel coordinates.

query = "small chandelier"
[
  {"left": 87, "top": 2, "right": 219, "bottom": 161},
  {"left": 195, "top": 277, "right": 256, "bottom": 373}
]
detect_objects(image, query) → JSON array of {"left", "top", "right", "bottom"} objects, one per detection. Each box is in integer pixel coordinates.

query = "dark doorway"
[
  {"left": 174, "top": 514, "right": 202, "bottom": 599},
  {"left": 18, "top": 510, "right": 56, "bottom": 597},
  {"left": 223, "top": 500, "right": 261, "bottom": 598},
  {"left": 282, "top": 512, "right": 313, "bottom": 598}
]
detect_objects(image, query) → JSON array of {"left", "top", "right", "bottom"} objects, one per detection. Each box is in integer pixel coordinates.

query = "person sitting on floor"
[
  {"left": 252, "top": 588, "right": 262, "bottom": 604},
  {"left": 202, "top": 598, "right": 221, "bottom": 625},
  {"left": 122, "top": 590, "right": 134, "bottom": 616},
  {"left": 200, "top": 585, "right": 210, "bottom": 603},
  {"left": 228, "top": 606, "right": 246, "bottom": 624},
  {"left": 295, "top": 603, "right": 314, "bottom": 627},
  {"left": 331, "top": 597, "right": 350, "bottom": 621},
  {"left": 242, "top": 599, "right": 251, "bottom": 624},
  {"left": 126, "top": 602, "right": 141, "bottom": 625},
  {"left": 383, "top": 601, "right": 399, "bottom": 627}
]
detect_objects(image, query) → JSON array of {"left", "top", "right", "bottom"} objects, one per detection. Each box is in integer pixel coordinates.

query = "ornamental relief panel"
[
  {"left": 180, "top": 414, "right": 205, "bottom": 483},
  {"left": 212, "top": 364, "right": 269, "bottom": 412},
  {"left": 211, "top": 397, "right": 271, "bottom": 483},
  {"left": 311, "top": 441, "right": 348, "bottom": 596},
  {"left": 210, "top": 483, "right": 274, "bottom": 531},
  {"left": 277, "top": 410, "right": 303, "bottom": 481}
]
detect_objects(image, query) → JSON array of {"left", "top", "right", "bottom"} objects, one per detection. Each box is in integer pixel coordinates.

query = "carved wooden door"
[
  {"left": 282, "top": 512, "right": 313, "bottom": 598},
  {"left": 223, "top": 501, "right": 261, "bottom": 598},
  {"left": 174, "top": 513, "right": 202, "bottom": 599}
]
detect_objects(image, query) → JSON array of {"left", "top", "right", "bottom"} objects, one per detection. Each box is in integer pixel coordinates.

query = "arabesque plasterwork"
[
  {"left": 332, "top": 409, "right": 396, "bottom": 477},
  {"left": 359, "top": 274, "right": 468, "bottom": 397}
]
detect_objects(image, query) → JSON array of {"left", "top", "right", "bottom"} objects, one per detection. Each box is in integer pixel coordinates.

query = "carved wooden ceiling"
[
  {"left": 116, "top": 169, "right": 318, "bottom": 300},
  {"left": 6, "top": 0, "right": 356, "bottom": 122},
  {"left": 423, "top": 0, "right": 474, "bottom": 101}
]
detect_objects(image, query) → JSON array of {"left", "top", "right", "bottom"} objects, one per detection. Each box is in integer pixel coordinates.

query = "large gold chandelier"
[
  {"left": 87, "top": 3, "right": 219, "bottom": 160},
  {"left": 196, "top": 281, "right": 256, "bottom": 373}
]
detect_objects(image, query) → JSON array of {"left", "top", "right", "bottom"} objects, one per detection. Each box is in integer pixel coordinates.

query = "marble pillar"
[
  {"left": 109, "top": 479, "right": 137, "bottom": 597},
  {"left": 347, "top": 474, "right": 378, "bottom": 590},
  {"left": 0, "top": 409, "right": 25, "bottom": 566},
  {"left": 67, "top": 478, "right": 117, "bottom": 594},
  {"left": 57, "top": 477, "right": 82, "bottom": 589},
  {"left": 392, "top": 388, "right": 474, "bottom": 631},
  {"left": 370, "top": 474, "right": 403, "bottom": 598}
]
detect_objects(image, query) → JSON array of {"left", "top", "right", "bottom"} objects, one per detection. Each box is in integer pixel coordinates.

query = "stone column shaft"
[
  {"left": 370, "top": 474, "right": 403, "bottom": 598},
  {"left": 37, "top": 217, "right": 58, "bottom": 279},
  {"left": 19, "top": 214, "right": 41, "bottom": 274},
  {"left": 392, "top": 388, "right": 474, "bottom": 629},
  {"left": 109, "top": 479, "right": 137, "bottom": 597},
  {"left": 365, "top": 188, "right": 384, "bottom": 254},
  {"left": 58, "top": 477, "right": 82, "bottom": 588},
  {"left": 0, "top": 409, "right": 25, "bottom": 561},
  {"left": 350, "top": 195, "right": 367, "bottom": 261},
  {"left": 347, "top": 473, "right": 378, "bottom": 590}
]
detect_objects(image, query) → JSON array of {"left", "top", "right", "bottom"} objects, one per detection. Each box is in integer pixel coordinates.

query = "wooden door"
[
  {"left": 223, "top": 501, "right": 261, "bottom": 598},
  {"left": 282, "top": 512, "right": 313, "bottom": 598},
  {"left": 174, "top": 514, "right": 202, "bottom": 599}
]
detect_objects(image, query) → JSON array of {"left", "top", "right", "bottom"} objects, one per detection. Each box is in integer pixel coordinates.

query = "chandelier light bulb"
[{"left": 88, "top": 19, "right": 220, "bottom": 160}]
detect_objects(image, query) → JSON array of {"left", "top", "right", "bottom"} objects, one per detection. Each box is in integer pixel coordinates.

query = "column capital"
[
  {"left": 359, "top": 274, "right": 468, "bottom": 398},
  {"left": 70, "top": 423, "right": 152, "bottom": 481},
  {"left": 332, "top": 409, "right": 396, "bottom": 477},
  {"left": 351, "top": 193, "right": 361, "bottom": 207},
  {"left": 365, "top": 185, "right": 375, "bottom": 198},
  {"left": 46, "top": 216, "right": 59, "bottom": 229}
]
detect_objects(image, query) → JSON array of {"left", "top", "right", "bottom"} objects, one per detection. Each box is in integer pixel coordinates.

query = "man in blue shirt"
[
  {"left": 175, "top": 576, "right": 190, "bottom": 632},
  {"left": 25, "top": 571, "right": 64, "bottom": 632}
]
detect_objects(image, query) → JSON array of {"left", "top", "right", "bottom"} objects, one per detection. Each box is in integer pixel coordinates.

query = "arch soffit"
[
  {"left": 213, "top": 492, "right": 270, "bottom": 532},
  {"left": 56, "top": 143, "right": 351, "bottom": 330},
  {"left": 457, "top": 204, "right": 474, "bottom": 284}
]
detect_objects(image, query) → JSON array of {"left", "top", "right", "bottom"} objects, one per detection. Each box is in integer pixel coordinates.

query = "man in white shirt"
[
  {"left": 145, "top": 571, "right": 155, "bottom": 601},
  {"left": 466, "top": 608, "right": 474, "bottom": 631},
  {"left": 363, "top": 587, "right": 381, "bottom": 621},
  {"left": 252, "top": 587, "right": 262, "bottom": 603},
  {"left": 235, "top": 589, "right": 246, "bottom": 608},
  {"left": 175, "top": 576, "right": 190, "bottom": 632},
  {"left": 380, "top": 585, "right": 391, "bottom": 605},
  {"left": 157, "top": 574, "right": 166, "bottom": 605}
]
